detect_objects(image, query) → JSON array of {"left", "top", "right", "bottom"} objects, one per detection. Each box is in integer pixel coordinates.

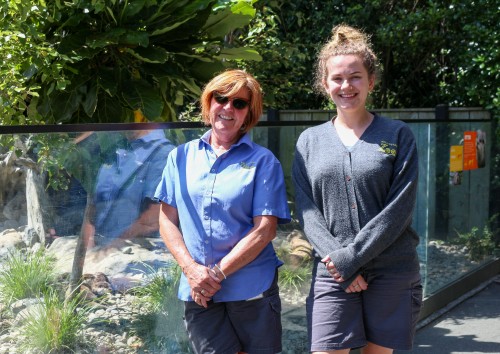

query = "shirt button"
[
  {"left": 211, "top": 169, "right": 215, "bottom": 173},
  {"left": 346, "top": 176, "right": 351, "bottom": 181},
  {"left": 204, "top": 215, "right": 209, "bottom": 220},
  {"left": 205, "top": 240, "right": 209, "bottom": 244},
  {"left": 351, "top": 203, "right": 357, "bottom": 209}
]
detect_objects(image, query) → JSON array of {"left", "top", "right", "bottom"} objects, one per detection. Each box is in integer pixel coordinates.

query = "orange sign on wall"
[{"left": 463, "top": 131, "right": 478, "bottom": 170}]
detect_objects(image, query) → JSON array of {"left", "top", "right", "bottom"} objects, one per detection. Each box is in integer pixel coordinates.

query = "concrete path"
[{"left": 398, "top": 276, "right": 500, "bottom": 354}]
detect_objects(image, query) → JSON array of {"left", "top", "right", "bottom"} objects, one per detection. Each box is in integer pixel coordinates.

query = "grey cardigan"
[{"left": 292, "top": 115, "right": 420, "bottom": 288}]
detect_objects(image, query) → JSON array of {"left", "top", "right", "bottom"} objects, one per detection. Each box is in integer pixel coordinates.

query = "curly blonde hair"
[
  {"left": 200, "top": 69, "right": 263, "bottom": 134},
  {"left": 314, "top": 24, "right": 378, "bottom": 97}
]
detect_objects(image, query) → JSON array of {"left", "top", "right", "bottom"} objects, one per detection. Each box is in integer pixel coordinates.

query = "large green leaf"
[
  {"left": 121, "top": 79, "right": 163, "bottom": 120},
  {"left": 82, "top": 79, "right": 98, "bottom": 117},
  {"left": 176, "top": 77, "right": 202, "bottom": 96},
  {"left": 98, "top": 68, "right": 118, "bottom": 96},
  {"left": 150, "top": 14, "right": 198, "bottom": 37},
  {"left": 86, "top": 28, "right": 126, "bottom": 49},
  {"left": 121, "top": 0, "right": 146, "bottom": 19},
  {"left": 58, "top": 33, "right": 99, "bottom": 58},
  {"left": 203, "top": 2, "right": 255, "bottom": 38},
  {"left": 95, "top": 93, "right": 129, "bottom": 123},
  {"left": 119, "top": 30, "right": 149, "bottom": 47},
  {"left": 46, "top": 90, "right": 83, "bottom": 123},
  {"left": 217, "top": 47, "right": 262, "bottom": 61},
  {"left": 125, "top": 46, "right": 169, "bottom": 63}
]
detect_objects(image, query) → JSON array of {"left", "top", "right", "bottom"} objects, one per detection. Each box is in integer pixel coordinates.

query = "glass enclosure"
[{"left": 0, "top": 116, "right": 496, "bottom": 353}]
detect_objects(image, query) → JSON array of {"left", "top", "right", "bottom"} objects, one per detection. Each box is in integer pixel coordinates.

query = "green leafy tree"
[
  {"left": 0, "top": 0, "right": 261, "bottom": 125},
  {"left": 239, "top": 0, "right": 498, "bottom": 114}
]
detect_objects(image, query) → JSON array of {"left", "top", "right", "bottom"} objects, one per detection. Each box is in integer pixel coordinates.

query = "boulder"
[
  {"left": 0, "top": 228, "right": 24, "bottom": 260},
  {"left": 46, "top": 236, "right": 175, "bottom": 291}
]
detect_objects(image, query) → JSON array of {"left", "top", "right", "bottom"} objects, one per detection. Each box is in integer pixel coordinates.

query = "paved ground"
[{"left": 398, "top": 276, "right": 500, "bottom": 354}]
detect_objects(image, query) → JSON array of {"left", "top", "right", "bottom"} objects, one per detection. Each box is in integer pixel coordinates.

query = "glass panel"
[
  {"left": 423, "top": 121, "right": 494, "bottom": 295},
  {"left": 0, "top": 119, "right": 496, "bottom": 352}
]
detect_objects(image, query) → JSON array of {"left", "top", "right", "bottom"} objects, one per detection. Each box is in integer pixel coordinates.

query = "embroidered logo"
[
  {"left": 240, "top": 162, "right": 256, "bottom": 169},
  {"left": 379, "top": 141, "right": 397, "bottom": 157}
]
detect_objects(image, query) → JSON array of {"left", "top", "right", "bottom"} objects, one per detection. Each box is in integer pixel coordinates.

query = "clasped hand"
[
  {"left": 321, "top": 255, "right": 368, "bottom": 293},
  {"left": 185, "top": 263, "right": 222, "bottom": 308}
]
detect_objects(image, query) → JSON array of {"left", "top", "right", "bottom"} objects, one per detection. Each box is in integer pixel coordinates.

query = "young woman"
[{"left": 292, "top": 25, "right": 423, "bottom": 354}]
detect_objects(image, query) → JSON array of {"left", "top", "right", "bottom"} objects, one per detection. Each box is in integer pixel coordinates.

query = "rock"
[
  {"left": 0, "top": 228, "right": 24, "bottom": 260},
  {"left": 286, "top": 229, "right": 313, "bottom": 267},
  {"left": 46, "top": 236, "right": 175, "bottom": 290},
  {"left": 10, "top": 298, "right": 42, "bottom": 315},
  {"left": 22, "top": 227, "right": 40, "bottom": 247},
  {"left": 2, "top": 190, "right": 25, "bottom": 222}
]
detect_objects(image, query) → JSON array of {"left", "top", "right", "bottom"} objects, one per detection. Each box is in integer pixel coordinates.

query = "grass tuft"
[
  {"left": 279, "top": 264, "right": 312, "bottom": 294},
  {"left": 127, "top": 262, "right": 191, "bottom": 352},
  {"left": 18, "top": 289, "right": 93, "bottom": 353},
  {"left": 0, "top": 249, "right": 57, "bottom": 306}
]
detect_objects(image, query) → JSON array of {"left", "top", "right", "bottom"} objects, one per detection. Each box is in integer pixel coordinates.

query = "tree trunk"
[
  {"left": 25, "top": 168, "right": 49, "bottom": 246},
  {"left": 67, "top": 193, "right": 92, "bottom": 298}
]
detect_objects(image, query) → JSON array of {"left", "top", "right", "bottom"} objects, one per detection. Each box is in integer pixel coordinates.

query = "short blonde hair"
[
  {"left": 314, "top": 24, "right": 378, "bottom": 97},
  {"left": 200, "top": 69, "right": 263, "bottom": 133}
]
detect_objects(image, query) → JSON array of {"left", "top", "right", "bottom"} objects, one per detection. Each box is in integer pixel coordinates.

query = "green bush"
[
  {"left": 19, "top": 290, "right": 92, "bottom": 353},
  {"left": 279, "top": 264, "right": 312, "bottom": 295},
  {"left": 128, "top": 262, "right": 190, "bottom": 352},
  {"left": 0, "top": 249, "right": 57, "bottom": 306},
  {"left": 455, "top": 226, "right": 496, "bottom": 262}
]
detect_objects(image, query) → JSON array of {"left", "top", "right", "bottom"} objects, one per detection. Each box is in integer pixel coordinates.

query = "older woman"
[{"left": 154, "top": 69, "right": 290, "bottom": 354}]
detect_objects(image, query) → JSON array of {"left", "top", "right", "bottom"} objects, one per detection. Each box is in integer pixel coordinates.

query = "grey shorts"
[
  {"left": 307, "top": 270, "right": 423, "bottom": 351},
  {"left": 184, "top": 271, "right": 282, "bottom": 354}
]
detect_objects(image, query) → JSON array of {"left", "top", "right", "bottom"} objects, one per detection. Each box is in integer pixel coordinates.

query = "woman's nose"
[{"left": 341, "top": 79, "right": 351, "bottom": 89}]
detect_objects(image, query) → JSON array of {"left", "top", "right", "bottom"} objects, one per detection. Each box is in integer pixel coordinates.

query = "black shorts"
[
  {"left": 184, "top": 271, "right": 282, "bottom": 354},
  {"left": 307, "top": 270, "right": 423, "bottom": 351}
]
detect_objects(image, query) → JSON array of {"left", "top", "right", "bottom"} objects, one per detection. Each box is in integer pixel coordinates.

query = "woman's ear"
[
  {"left": 322, "top": 79, "right": 329, "bottom": 93},
  {"left": 368, "top": 75, "right": 375, "bottom": 91}
]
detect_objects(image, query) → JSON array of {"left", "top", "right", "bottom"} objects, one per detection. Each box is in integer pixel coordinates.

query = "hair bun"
[{"left": 331, "top": 24, "right": 368, "bottom": 47}]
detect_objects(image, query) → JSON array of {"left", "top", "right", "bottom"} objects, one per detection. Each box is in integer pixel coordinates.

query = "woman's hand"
[
  {"left": 321, "top": 255, "right": 345, "bottom": 282},
  {"left": 345, "top": 274, "right": 368, "bottom": 293},
  {"left": 185, "top": 262, "right": 221, "bottom": 308}
]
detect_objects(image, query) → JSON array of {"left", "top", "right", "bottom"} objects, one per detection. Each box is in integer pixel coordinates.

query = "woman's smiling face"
[
  {"left": 323, "top": 54, "right": 375, "bottom": 113},
  {"left": 209, "top": 87, "right": 251, "bottom": 142}
]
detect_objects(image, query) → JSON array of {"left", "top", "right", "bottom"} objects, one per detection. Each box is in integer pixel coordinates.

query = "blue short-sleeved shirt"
[
  {"left": 154, "top": 130, "right": 291, "bottom": 302},
  {"left": 94, "top": 130, "right": 174, "bottom": 243}
]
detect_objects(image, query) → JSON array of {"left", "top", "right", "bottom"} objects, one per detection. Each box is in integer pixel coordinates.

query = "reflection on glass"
[{"left": 81, "top": 129, "right": 174, "bottom": 249}]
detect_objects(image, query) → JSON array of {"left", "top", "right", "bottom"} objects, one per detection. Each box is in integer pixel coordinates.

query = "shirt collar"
[
  {"left": 130, "top": 130, "right": 166, "bottom": 148},
  {"left": 199, "top": 129, "right": 253, "bottom": 150}
]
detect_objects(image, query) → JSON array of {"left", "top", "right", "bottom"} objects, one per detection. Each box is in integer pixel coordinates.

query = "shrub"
[
  {"left": 0, "top": 249, "right": 57, "bottom": 306},
  {"left": 18, "top": 289, "right": 92, "bottom": 353},
  {"left": 128, "top": 262, "right": 190, "bottom": 352},
  {"left": 455, "top": 226, "right": 496, "bottom": 262},
  {"left": 279, "top": 264, "right": 312, "bottom": 294}
]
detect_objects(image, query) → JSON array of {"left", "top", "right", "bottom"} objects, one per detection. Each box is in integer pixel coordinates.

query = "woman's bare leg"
[{"left": 361, "top": 342, "right": 393, "bottom": 354}]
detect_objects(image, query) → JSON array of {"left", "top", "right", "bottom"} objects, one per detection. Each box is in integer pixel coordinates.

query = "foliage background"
[
  {"left": 0, "top": 0, "right": 261, "bottom": 125},
  {"left": 1, "top": 0, "right": 498, "bottom": 122},
  {"left": 238, "top": 0, "right": 498, "bottom": 114}
]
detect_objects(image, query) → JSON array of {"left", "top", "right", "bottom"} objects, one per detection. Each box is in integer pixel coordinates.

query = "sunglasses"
[{"left": 213, "top": 93, "right": 249, "bottom": 110}]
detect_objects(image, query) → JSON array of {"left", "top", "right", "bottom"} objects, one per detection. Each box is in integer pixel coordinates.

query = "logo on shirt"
[
  {"left": 240, "top": 162, "right": 256, "bottom": 169},
  {"left": 379, "top": 141, "right": 397, "bottom": 157}
]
